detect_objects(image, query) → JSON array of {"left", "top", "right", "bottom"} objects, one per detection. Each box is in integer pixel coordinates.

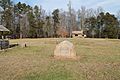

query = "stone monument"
[{"left": 54, "top": 40, "right": 76, "bottom": 59}]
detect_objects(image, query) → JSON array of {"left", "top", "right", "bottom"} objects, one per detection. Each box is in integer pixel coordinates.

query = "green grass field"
[{"left": 0, "top": 38, "right": 120, "bottom": 80}]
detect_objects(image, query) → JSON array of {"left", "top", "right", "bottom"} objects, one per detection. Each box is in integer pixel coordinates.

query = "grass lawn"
[{"left": 0, "top": 38, "right": 120, "bottom": 80}]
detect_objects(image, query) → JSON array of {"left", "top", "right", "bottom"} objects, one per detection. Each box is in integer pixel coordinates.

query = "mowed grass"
[{"left": 0, "top": 38, "right": 120, "bottom": 80}]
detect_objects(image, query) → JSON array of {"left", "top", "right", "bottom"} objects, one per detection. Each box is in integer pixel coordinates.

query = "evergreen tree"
[{"left": 52, "top": 9, "right": 60, "bottom": 37}]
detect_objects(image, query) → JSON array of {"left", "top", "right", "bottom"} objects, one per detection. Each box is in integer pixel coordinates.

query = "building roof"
[
  {"left": 0, "top": 6, "right": 4, "bottom": 12},
  {"left": 0, "top": 25, "right": 10, "bottom": 32},
  {"left": 72, "top": 30, "right": 83, "bottom": 34}
]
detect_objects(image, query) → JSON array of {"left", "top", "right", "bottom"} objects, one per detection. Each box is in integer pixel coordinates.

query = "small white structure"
[
  {"left": 0, "top": 25, "right": 10, "bottom": 39},
  {"left": 54, "top": 40, "right": 76, "bottom": 59},
  {"left": 72, "top": 30, "right": 86, "bottom": 38},
  {"left": 0, "top": 25, "right": 10, "bottom": 50}
]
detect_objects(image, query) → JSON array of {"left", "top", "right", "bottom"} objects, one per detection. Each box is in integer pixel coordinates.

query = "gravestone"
[{"left": 54, "top": 40, "right": 76, "bottom": 59}]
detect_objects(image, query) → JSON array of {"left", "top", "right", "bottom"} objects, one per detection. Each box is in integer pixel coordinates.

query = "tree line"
[{"left": 0, "top": 0, "right": 120, "bottom": 39}]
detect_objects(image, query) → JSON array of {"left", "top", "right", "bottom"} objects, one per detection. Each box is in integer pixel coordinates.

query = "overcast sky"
[{"left": 13, "top": 0, "right": 120, "bottom": 14}]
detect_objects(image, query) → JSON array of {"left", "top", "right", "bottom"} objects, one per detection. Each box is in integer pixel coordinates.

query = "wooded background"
[{"left": 0, "top": 0, "right": 120, "bottom": 39}]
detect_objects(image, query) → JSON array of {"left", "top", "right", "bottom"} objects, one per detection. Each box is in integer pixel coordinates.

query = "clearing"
[{"left": 0, "top": 38, "right": 120, "bottom": 80}]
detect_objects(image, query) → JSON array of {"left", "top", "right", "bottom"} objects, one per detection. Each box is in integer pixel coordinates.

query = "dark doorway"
[{"left": 75, "top": 34, "right": 78, "bottom": 36}]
